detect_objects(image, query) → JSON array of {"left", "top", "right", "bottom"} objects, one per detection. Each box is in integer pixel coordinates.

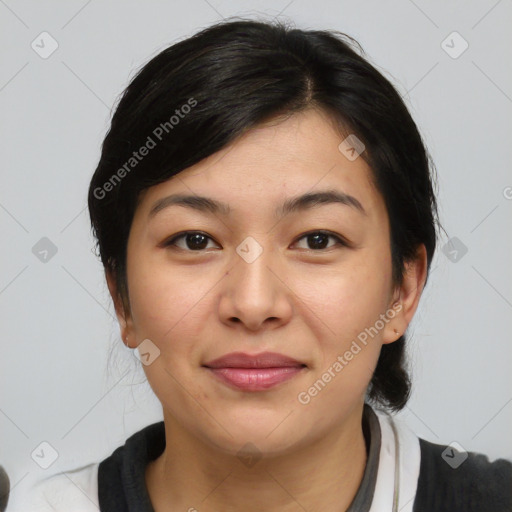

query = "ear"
[
  {"left": 382, "top": 244, "right": 428, "bottom": 344},
  {"left": 106, "top": 269, "right": 136, "bottom": 348}
]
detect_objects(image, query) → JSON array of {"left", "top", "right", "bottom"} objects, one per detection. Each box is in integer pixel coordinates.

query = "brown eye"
[
  {"left": 164, "top": 231, "right": 219, "bottom": 251},
  {"left": 293, "top": 231, "right": 346, "bottom": 251}
]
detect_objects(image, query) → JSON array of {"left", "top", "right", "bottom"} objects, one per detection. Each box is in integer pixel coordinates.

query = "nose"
[{"left": 218, "top": 237, "right": 293, "bottom": 332}]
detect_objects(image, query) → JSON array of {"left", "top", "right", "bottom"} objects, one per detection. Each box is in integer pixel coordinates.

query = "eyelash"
[{"left": 162, "top": 230, "right": 349, "bottom": 252}]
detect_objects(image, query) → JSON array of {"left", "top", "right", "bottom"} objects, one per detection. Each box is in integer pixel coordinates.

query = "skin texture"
[{"left": 108, "top": 107, "right": 427, "bottom": 512}]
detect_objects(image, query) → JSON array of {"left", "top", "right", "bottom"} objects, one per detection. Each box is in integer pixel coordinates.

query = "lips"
[
  {"left": 203, "top": 351, "right": 306, "bottom": 369},
  {"left": 203, "top": 352, "right": 306, "bottom": 391}
]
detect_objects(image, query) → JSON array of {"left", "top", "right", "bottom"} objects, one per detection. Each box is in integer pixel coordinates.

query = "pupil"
[
  {"left": 188, "top": 233, "right": 208, "bottom": 250},
  {"left": 309, "top": 233, "right": 328, "bottom": 249}
]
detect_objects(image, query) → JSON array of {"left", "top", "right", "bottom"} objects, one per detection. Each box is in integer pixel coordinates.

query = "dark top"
[{"left": 97, "top": 406, "right": 512, "bottom": 511}]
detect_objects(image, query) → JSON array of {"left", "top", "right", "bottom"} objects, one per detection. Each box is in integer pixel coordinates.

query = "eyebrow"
[{"left": 148, "top": 189, "right": 366, "bottom": 219}]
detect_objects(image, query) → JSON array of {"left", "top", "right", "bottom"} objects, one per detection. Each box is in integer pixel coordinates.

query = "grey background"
[{"left": 1, "top": 0, "right": 511, "bottom": 502}]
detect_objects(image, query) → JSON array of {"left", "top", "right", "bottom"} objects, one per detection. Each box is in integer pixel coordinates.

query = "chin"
[{"left": 192, "top": 412, "right": 303, "bottom": 455}]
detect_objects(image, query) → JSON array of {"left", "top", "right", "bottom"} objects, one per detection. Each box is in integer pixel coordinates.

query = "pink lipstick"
[{"left": 203, "top": 351, "right": 306, "bottom": 391}]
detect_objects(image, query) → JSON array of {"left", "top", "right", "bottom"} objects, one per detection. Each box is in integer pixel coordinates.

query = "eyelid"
[
  {"left": 292, "top": 230, "right": 350, "bottom": 249},
  {"left": 161, "top": 230, "right": 220, "bottom": 250}
]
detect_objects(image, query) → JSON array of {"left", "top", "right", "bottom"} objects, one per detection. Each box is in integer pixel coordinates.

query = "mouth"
[{"left": 202, "top": 351, "right": 307, "bottom": 391}]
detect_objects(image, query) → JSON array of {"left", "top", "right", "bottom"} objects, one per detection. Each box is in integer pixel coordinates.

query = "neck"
[{"left": 146, "top": 404, "right": 368, "bottom": 512}]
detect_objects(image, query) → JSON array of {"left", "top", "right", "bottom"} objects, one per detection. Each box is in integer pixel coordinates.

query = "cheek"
[
  {"left": 126, "top": 261, "right": 211, "bottom": 396},
  {"left": 299, "top": 249, "right": 392, "bottom": 401},
  {"left": 127, "top": 255, "right": 214, "bottom": 341},
  {"left": 297, "top": 275, "right": 389, "bottom": 414},
  {"left": 309, "top": 255, "right": 392, "bottom": 337}
]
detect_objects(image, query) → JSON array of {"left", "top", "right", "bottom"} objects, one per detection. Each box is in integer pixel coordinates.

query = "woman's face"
[{"left": 114, "top": 108, "right": 418, "bottom": 457}]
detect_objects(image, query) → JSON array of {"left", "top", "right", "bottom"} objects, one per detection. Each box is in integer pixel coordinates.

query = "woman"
[{"left": 19, "top": 18, "right": 512, "bottom": 512}]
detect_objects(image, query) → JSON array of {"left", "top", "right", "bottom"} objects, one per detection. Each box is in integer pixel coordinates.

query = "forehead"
[{"left": 135, "top": 108, "right": 385, "bottom": 221}]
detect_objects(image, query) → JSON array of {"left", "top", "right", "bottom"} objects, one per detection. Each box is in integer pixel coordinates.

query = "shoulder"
[
  {"left": 8, "top": 463, "right": 99, "bottom": 512},
  {"left": 413, "top": 438, "right": 512, "bottom": 512},
  {"left": 97, "top": 421, "right": 165, "bottom": 509}
]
